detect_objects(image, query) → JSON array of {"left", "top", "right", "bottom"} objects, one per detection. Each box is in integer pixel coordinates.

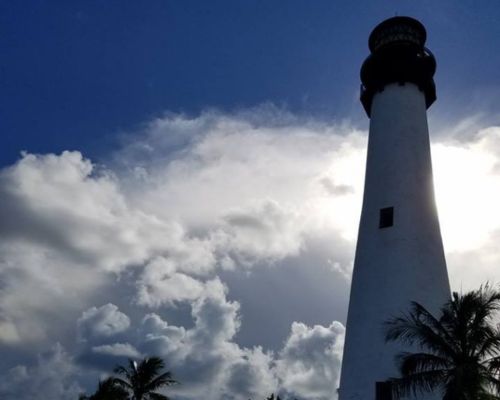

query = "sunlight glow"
[
  {"left": 433, "top": 140, "right": 500, "bottom": 253},
  {"left": 310, "top": 145, "right": 366, "bottom": 241},
  {"left": 313, "top": 133, "right": 500, "bottom": 254}
]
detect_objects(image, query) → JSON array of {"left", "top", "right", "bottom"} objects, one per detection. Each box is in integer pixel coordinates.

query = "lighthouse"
[{"left": 338, "top": 17, "right": 451, "bottom": 400}]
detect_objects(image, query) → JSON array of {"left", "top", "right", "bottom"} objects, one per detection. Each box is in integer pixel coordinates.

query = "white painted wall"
[{"left": 338, "top": 83, "right": 451, "bottom": 400}]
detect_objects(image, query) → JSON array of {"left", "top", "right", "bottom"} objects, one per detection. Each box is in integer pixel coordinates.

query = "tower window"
[
  {"left": 375, "top": 381, "right": 392, "bottom": 400},
  {"left": 379, "top": 207, "right": 394, "bottom": 228}
]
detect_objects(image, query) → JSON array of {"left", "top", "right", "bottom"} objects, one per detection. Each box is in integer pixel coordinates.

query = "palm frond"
[
  {"left": 144, "top": 371, "right": 177, "bottom": 392},
  {"left": 482, "top": 375, "right": 500, "bottom": 397},
  {"left": 390, "top": 369, "right": 446, "bottom": 398},
  {"left": 385, "top": 303, "right": 457, "bottom": 357},
  {"left": 386, "top": 287, "right": 500, "bottom": 400},
  {"left": 112, "top": 377, "right": 133, "bottom": 390},
  {"left": 397, "top": 352, "right": 450, "bottom": 376},
  {"left": 477, "top": 332, "right": 500, "bottom": 359},
  {"left": 114, "top": 364, "right": 133, "bottom": 382},
  {"left": 113, "top": 356, "right": 176, "bottom": 400}
]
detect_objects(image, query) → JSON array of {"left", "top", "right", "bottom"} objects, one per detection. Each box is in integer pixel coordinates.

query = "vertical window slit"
[{"left": 379, "top": 207, "right": 394, "bottom": 228}]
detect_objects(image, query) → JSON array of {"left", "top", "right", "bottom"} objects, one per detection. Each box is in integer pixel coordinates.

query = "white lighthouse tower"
[{"left": 338, "top": 17, "right": 451, "bottom": 400}]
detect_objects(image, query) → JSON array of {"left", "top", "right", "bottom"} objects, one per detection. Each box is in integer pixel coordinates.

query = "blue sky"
[
  {"left": 2, "top": 2, "right": 500, "bottom": 400},
  {"left": 3, "top": 1, "right": 500, "bottom": 167}
]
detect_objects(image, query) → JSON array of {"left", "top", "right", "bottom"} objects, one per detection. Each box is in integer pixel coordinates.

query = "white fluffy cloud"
[
  {"left": 135, "top": 257, "right": 209, "bottom": 307},
  {"left": 0, "top": 151, "right": 197, "bottom": 344},
  {"left": 115, "top": 110, "right": 366, "bottom": 244},
  {"left": 132, "top": 278, "right": 341, "bottom": 400},
  {"left": 0, "top": 108, "right": 500, "bottom": 399},
  {"left": 136, "top": 278, "right": 275, "bottom": 400},
  {"left": 0, "top": 151, "right": 176, "bottom": 272},
  {"left": 77, "top": 303, "right": 131, "bottom": 341},
  {"left": 277, "top": 322, "right": 345, "bottom": 399}
]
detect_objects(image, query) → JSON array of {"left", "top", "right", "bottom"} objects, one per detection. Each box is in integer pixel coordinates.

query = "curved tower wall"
[{"left": 338, "top": 17, "right": 451, "bottom": 400}]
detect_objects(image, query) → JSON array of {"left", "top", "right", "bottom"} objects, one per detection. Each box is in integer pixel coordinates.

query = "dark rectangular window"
[
  {"left": 379, "top": 207, "right": 394, "bottom": 228},
  {"left": 376, "top": 381, "right": 392, "bottom": 400}
]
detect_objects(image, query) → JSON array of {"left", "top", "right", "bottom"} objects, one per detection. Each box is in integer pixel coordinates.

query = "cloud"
[
  {"left": 133, "top": 278, "right": 342, "bottom": 400},
  {"left": 219, "top": 199, "right": 305, "bottom": 265},
  {"left": 91, "top": 343, "right": 142, "bottom": 358},
  {"left": 0, "top": 151, "right": 189, "bottom": 345},
  {"left": 1, "top": 107, "right": 500, "bottom": 399},
  {"left": 0, "top": 148, "right": 219, "bottom": 345},
  {"left": 0, "top": 343, "right": 82, "bottom": 400},
  {"left": 0, "top": 314, "right": 21, "bottom": 344},
  {"left": 137, "top": 278, "right": 241, "bottom": 360},
  {"left": 135, "top": 257, "right": 208, "bottom": 308},
  {"left": 225, "top": 347, "right": 277, "bottom": 400},
  {"left": 276, "top": 321, "right": 345, "bottom": 400},
  {"left": 77, "top": 303, "right": 131, "bottom": 341},
  {"left": 0, "top": 151, "right": 170, "bottom": 272},
  {"left": 114, "top": 109, "right": 366, "bottom": 245},
  {"left": 135, "top": 279, "right": 275, "bottom": 400}
]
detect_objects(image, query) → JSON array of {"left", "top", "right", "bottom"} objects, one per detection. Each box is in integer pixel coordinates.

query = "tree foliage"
[
  {"left": 385, "top": 286, "right": 500, "bottom": 400},
  {"left": 113, "top": 357, "right": 177, "bottom": 400},
  {"left": 79, "top": 377, "right": 129, "bottom": 400}
]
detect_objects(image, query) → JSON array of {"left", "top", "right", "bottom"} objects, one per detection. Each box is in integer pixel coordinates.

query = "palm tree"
[
  {"left": 113, "top": 357, "right": 177, "bottom": 400},
  {"left": 385, "top": 286, "right": 500, "bottom": 400},
  {"left": 79, "top": 377, "right": 129, "bottom": 400}
]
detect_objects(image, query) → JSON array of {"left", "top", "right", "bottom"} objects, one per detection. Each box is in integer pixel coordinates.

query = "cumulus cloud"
[
  {"left": 132, "top": 278, "right": 341, "bottom": 400},
  {"left": 219, "top": 199, "right": 305, "bottom": 265},
  {"left": 138, "top": 278, "right": 240, "bottom": 359},
  {"left": 0, "top": 151, "right": 191, "bottom": 344},
  {"left": 114, "top": 109, "right": 366, "bottom": 244},
  {"left": 135, "top": 257, "right": 208, "bottom": 307},
  {"left": 77, "top": 303, "right": 131, "bottom": 341},
  {"left": 0, "top": 151, "right": 173, "bottom": 272},
  {"left": 0, "top": 147, "right": 220, "bottom": 345},
  {"left": 225, "top": 347, "right": 277, "bottom": 398},
  {"left": 135, "top": 279, "right": 275, "bottom": 400},
  {"left": 0, "top": 107, "right": 500, "bottom": 399},
  {"left": 276, "top": 321, "right": 345, "bottom": 399}
]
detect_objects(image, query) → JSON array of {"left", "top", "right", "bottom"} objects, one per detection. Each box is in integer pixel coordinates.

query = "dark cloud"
[{"left": 0, "top": 344, "right": 82, "bottom": 400}]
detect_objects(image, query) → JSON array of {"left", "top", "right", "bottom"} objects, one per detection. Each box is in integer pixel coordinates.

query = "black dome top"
[
  {"left": 368, "top": 16, "right": 427, "bottom": 53},
  {"left": 360, "top": 16, "right": 436, "bottom": 117}
]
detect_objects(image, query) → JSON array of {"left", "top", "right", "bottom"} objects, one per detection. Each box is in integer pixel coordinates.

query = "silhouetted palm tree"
[
  {"left": 79, "top": 377, "right": 129, "bottom": 400},
  {"left": 113, "top": 357, "right": 177, "bottom": 400},
  {"left": 385, "top": 286, "right": 500, "bottom": 400}
]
